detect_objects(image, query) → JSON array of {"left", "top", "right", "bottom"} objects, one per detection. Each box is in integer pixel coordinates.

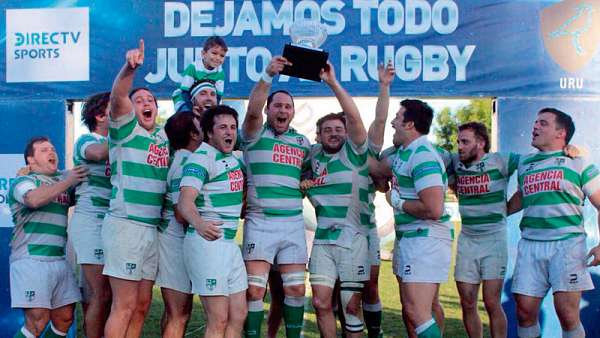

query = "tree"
[{"left": 434, "top": 98, "right": 493, "bottom": 153}]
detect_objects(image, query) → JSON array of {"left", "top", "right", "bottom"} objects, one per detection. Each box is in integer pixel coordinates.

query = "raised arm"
[
  {"left": 243, "top": 56, "right": 291, "bottom": 139},
  {"left": 368, "top": 61, "right": 395, "bottom": 146},
  {"left": 320, "top": 62, "right": 366, "bottom": 146},
  {"left": 23, "top": 166, "right": 88, "bottom": 209},
  {"left": 110, "top": 39, "right": 145, "bottom": 120}
]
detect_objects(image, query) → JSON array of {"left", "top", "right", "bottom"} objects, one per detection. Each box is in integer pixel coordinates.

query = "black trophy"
[{"left": 281, "top": 20, "right": 329, "bottom": 82}]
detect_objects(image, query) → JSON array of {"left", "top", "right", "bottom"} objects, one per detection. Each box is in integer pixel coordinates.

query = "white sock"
[
  {"left": 563, "top": 322, "right": 585, "bottom": 338},
  {"left": 50, "top": 323, "right": 67, "bottom": 336}
]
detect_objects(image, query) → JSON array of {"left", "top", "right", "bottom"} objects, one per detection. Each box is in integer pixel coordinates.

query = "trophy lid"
[{"left": 290, "top": 19, "right": 327, "bottom": 49}]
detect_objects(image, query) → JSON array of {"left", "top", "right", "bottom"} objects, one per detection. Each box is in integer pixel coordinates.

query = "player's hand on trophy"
[
  {"left": 587, "top": 245, "right": 600, "bottom": 267},
  {"left": 564, "top": 144, "right": 588, "bottom": 158},
  {"left": 378, "top": 60, "right": 396, "bottom": 86},
  {"left": 125, "top": 39, "right": 145, "bottom": 70},
  {"left": 319, "top": 61, "right": 337, "bottom": 85},
  {"left": 266, "top": 56, "right": 292, "bottom": 77},
  {"left": 194, "top": 219, "right": 223, "bottom": 241},
  {"left": 65, "top": 165, "right": 90, "bottom": 186}
]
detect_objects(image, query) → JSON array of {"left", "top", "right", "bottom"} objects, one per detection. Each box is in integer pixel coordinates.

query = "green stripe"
[
  {"left": 123, "top": 189, "right": 164, "bottom": 206},
  {"left": 461, "top": 213, "right": 504, "bottom": 225},
  {"left": 521, "top": 215, "right": 582, "bottom": 229},
  {"left": 121, "top": 134, "right": 153, "bottom": 151},
  {"left": 128, "top": 215, "right": 161, "bottom": 225},
  {"left": 360, "top": 213, "right": 374, "bottom": 227},
  {"left": 309, "top": 183, "right": 352, "bottom": 196},
  {"left": 263, "top": 208, "right": 302, "bottom": 217},
  {"left": 315, "top": 227, "right": 342, "bottom": 240},
  {"left": 459, "top": 190, "right": 505, "bottom": 205},
  {"left": 457, "top": 169, "right": 504, "bottom": 181},
  {"left": 522, "top": 151, "right": 563, "bottom": 165},
  {"left": 359, "top": 188, "right": 369, "bottom": 203},
  {"left": 109, "top": 117, "right": 137, "bottom": 141},
  {"left": 122, "top": 161, "right": 168, "bottom": 180},
  {"left": 345, "top": 143, "right": 367, "bottom": 167},
  {"left": 27, "top": 244, "right": 64, "bottom": 257},
  {"left": 91, "top": 196, "right": 110, "bottom": 208},
  {"left": 24, "top": 222, "right": 67, "bottom": 237},
  {"left": 39, "top": 202, "right": 68, "bottom": 216},
  {"left": 256, "top": 186, "right": 302, "bottom": 199},
  {"left": 326, "top": 159, "right": 349, "bottom": 175},
  {"left": 89, "top": 175, "right": 112, "bottom": 189},
  {"left": 315, "top": 205, "right": 347, "bottom": 218},
  {"left": 396, "top": 228, "right": 429, "bottom": 239},
  {"left": 412, "top": 161, "right": 442, "bottom": 181},
  {"left": 248, "top": 137, "right": 309, "bottom": 152},
  {"left": 523, "top": 191, "right": 581, "bottom": 207},
  {"left": 224, "top": 228, "right": 237, "bottom": 240},
  {"left": 249, "top": 162, "right": 300, "bottom": 179},
  {"left": 397, "top": 175, "right": 415, "bottom": 188},
  {"left": 394, "top": 212, "right": 419, "bottom": 225},
  {"left": 210, "top": 192, "right": 243, "bottom": 207}
]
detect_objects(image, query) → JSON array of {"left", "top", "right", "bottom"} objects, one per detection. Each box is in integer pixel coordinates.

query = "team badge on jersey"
[
  {"left": 25, "top": 290, "right": 35, "bottom": 302},
  {"left": 206, "top": 278, "right": 217, "bottom": 290}
]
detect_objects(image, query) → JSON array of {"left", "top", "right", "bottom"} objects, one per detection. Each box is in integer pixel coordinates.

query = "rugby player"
[
  {"left": 70, "top": 92, "right": 112, "bottom": 338},
  {"left": 240, "top": 56, "right": 311, "bottom": 338},
  {"left": 156, "top": 111, "right": 203, "bottom": 337},
  {"left": 9, "top": 137, "right": 87, "bottom": 338},
  {"left": 508, "top": 108, "right": 600, "bottom": 338},
  {"left": 103, "top": 39, "right": 170, "bottom": 338},
  {"left": 305, "top": 62, "right": 369, "bottom": 337},
  {"left": 179, "top": 105, "right": 247, "bottom": 337}
]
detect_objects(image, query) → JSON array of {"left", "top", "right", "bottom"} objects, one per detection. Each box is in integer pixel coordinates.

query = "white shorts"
[
  {"left": 10, "top": 258, "right": 81, "bottom": 309},
  {"left": 454, "top": 232, "right": 507, "bottom": 284},
  {"left": 309, "top": 233, "right": 370, "bottom": 287},
  {"left": 512, "top": 236, "right": 594, "bottom": 297},
  {"left": 156, "top": 231, "right": 191, "bottom": 294},
  {"left": 184, "top": 232, "right": 248, "bottom": 296},
  {"left": 393, "top": 235, "right": 452, "bottom": 283},
  {"left": 101, "top": 214, "right": 158, "bottom": 281},
  {"left": 243, "top": 216, "right": 308, "bottom": 265},
  {"left": 367, "top": 228, "right": 381, "bottom": 267},
  {"left": 69, "top": 212, "right": 105, "bottom": 265}
]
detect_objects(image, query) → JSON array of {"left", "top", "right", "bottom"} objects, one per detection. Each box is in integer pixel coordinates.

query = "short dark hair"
[
  {"left": 266, "top": 90, "right": 294, "bottom": 109},
  {"left": 81, "top": 92, "right": 110, "bottom": 132},
  {"left": 203, "top": 36, "right": 228, "bottom": 52},
  {"left": 458, "top": 122, "right": 491, "bottom": 153},
  {"left": 401, "top": 99, "right": 434, "bottom": 135},
  {"left": 200, "top": 105, "right": 239, "bottom": 141},
  {"left": 24, "top": 136, "right": 50, "bottom": 164},
  {"left": 316, "top": 112, "right": 346, "bottom": 133},
  {"left": 128, "top": 87, "right": 158, "bottom": 107},
  {"left": 165, "top": 111, "right": 199, "bottom": 151},
  {"left": 538, "top": 107, "right": 575, "bottom": 143}
]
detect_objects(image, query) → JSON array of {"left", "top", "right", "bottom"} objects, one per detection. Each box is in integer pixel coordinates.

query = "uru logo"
[{"left": 540, "top": 0, "right": 600, "bottom": 73}]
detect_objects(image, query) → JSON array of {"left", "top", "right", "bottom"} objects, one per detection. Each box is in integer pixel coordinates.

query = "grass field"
[{"left": 77, "top": 224, "right": 496, "bottom": 337}]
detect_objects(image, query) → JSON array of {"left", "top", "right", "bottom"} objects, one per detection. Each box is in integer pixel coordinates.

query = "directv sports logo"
[
  {"left": 12, "top": 31, "right": 83, "bottom": 60},
  {"left": 5, "top": 7, "right": 89, "bottom": 83}
]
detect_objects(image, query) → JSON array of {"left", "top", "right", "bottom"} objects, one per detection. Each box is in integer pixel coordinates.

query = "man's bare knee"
[
  {"left": 312, "top": 295, "right": 332, "bottom": 312},
  {"left": 284, "top": 283, "right": 305, "bottom": 297},
  {"left": 25, "top": 309, "right": 50, "bottom": 336},
  {"left": 247, "top": 285, "right": 266, "bottom": 301}
]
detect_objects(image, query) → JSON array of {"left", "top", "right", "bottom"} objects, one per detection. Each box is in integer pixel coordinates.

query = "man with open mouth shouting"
[
  {"left": 102, "top": 39, "right": 170, "bottom": 338},
  {"left": 240, "top": 56, "right": 311, "bottom": 338}
]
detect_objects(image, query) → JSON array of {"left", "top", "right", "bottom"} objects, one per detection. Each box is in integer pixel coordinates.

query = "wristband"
[{"left": 261, "top": 72, "right": 273, "bottom": 83}]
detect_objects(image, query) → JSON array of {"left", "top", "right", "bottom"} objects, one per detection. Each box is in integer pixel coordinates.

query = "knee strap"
[
  {"left": 281, "top": 271, "right": 305, "bottom": 287},
  {"left": 247, "top": 273, "right": 268, "bottom": 288},
  {"left": 340, "top": 281, "right": 365, "bottom": 333}
]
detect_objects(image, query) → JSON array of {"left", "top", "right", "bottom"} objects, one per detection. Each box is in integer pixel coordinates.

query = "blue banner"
[
  {"left": 497, "top": 97, "right": 600, "bottom": 337},
  {"left": 1, "top": 0, "right": 599, "bottom": 99}
]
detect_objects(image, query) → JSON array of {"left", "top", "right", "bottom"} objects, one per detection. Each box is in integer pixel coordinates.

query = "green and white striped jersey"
[
  {"left": 160, "top": 149, "right": 191, "bottom": 237},
  {"left": 108, "top": 111, "right": 169, "bottom": 226},
  {"left": 307, "top": 140, "right": 369, "bottom": 247},
  {"left": 9, "top": 173, "right": 72, "bottom": 261},
  {"left": 383, "top": 136, "right": 453, "bottom": 240},
  {"left": 240, "top": 124, "right": 311, "bottom": 221},
  {"left": 180, "top": 143, "right": 244, "bottom": 240},
  {"left": 360, "top": 140, "right": 383, "bottom": 231},
  {"left": 73, "top": 133, "right": 111, "bottom": 219},
  {"left": 172, "top": 61, "right": 225, "bottom": 109},
  {"left": 517, "top": 151, "right": 600, "bottom": 241},
  {"left": 451, "top": 152, "right": 519, "bottom": 236}
]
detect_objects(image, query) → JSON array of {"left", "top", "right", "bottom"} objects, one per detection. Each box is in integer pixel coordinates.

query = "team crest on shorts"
[
  {"left": 125, "top": 262, "right": 137, "bottom": 275},
  {"left": 25, "top": 290, "right": 35, "bottom": 302},
  {"left": 206, "top": 278, "right": 217, "bottom": 291},
  {"left": 403, "top": 264, "right": 412, "bottom": 276},
  {"left": 94, "top": 249, "right": 104, "bottom": 260},
  {"left": 246, "top": 243, "right": 255, "bottom": 254}
]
